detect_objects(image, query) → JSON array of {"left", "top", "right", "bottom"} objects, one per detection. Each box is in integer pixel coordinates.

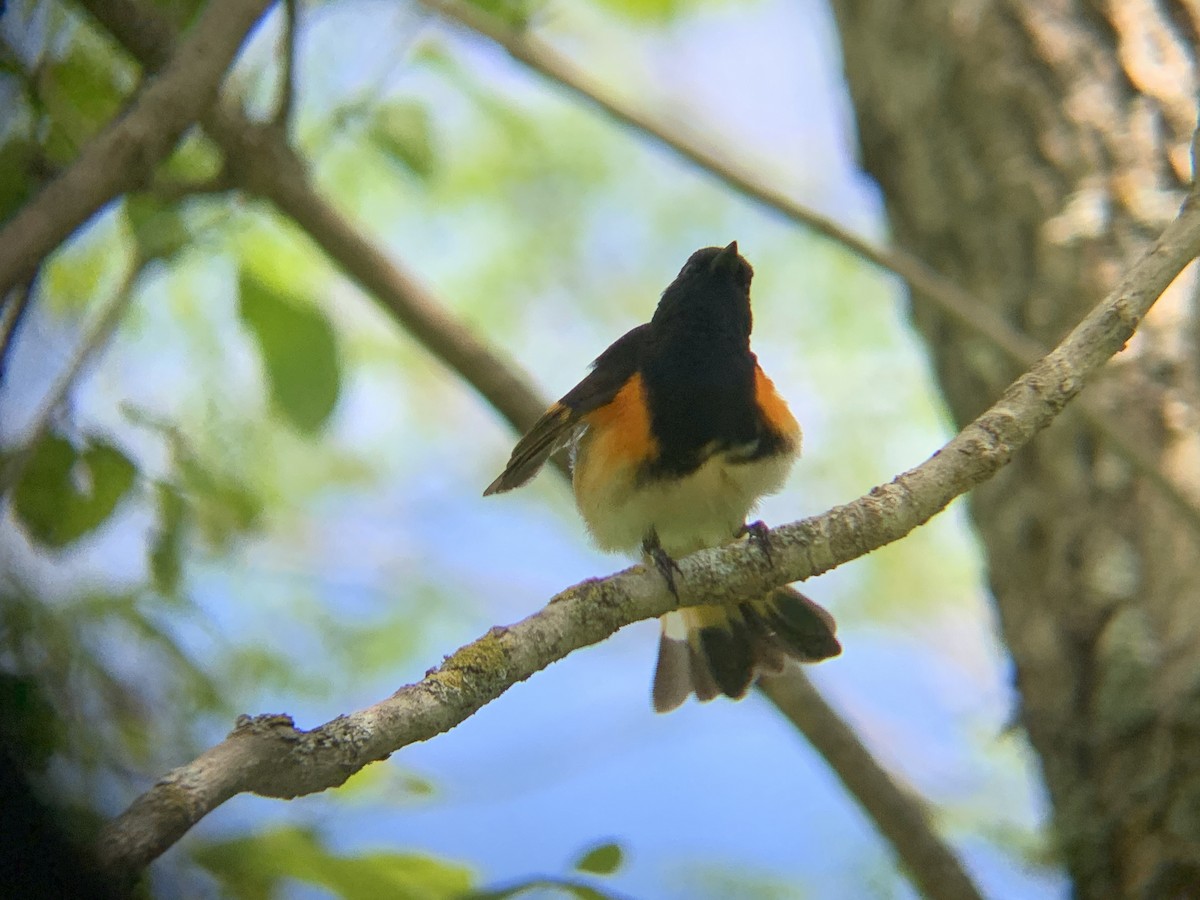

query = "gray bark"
[{"left": 830, "top": 1, "right": 1200, "bottom": 896}]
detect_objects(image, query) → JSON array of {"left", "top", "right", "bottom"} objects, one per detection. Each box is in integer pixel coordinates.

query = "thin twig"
[
  {"left": 0, "top": 259, "right": 144, "bottom": 494},
  {"left": 417, "top": 0, "right": 1200, "bottom": 537},
  {"left": 273, "top": 0, "right": 299, "bottom": 133},
  {"left": 0, "top": 0, "right": 271, "bottom": 299},
  {"left": 0, "top": 270, "right": 38, "bottom": 385},
  {"left": 759, "top": 672, "right": 984, "bottom": 900},
  {"left": 95, "top": 148, "right": 1200, "bottom": 879}
]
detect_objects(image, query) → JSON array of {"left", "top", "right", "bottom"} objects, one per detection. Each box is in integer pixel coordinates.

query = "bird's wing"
[{"left": 484, "top": 324, "right": 650, "bottom": 496}]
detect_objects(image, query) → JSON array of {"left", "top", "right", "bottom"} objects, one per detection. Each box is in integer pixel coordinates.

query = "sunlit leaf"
[
  {"left": 370, "top": 100, "right": 436, "bottom": 181},
  {"left": 160, "top": 130, "right": 223, "bottom": 184},
  {"left": 193, "top": 827, "right": 475, "bottom": 900},
  {"left": 588, "top": 0, "right": 692, "bottom": 22},
  {"left": 13, "top": 434, "right": 137, "bottom": 548},
  {"left": 238, "top": 271, "right": 342, "bottom": 435},
  {"left": 573, "top": 842, "right": 623, "bottom": 876},
  {"left": 36, "top": 26, "right": 133, "bottom": 162},
  {"left": 462, "top": 0, "right": 536, "bottom": 29},
  {"left": 333, "top": 764, "right": 438, "bottom": 803},
  {"left": 40, "top": 208, "right": 132, "bottom": 314}
]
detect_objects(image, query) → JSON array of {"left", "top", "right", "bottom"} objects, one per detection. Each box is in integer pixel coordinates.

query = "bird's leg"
[
  {"left": 643, "top": 528, "right": 682, "bottom": 599},
  {"left": 739, "top": 520, "right": 773, "bottom": 565}
]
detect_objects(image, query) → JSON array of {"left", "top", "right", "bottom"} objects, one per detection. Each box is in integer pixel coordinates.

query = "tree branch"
[
  {"left": 759, "top": 672, "right": 984, "bottom": 900},
  {"left": 272, "top": 0, "right": 299, "bottom": 132},
  {"left": 418, "top": 0, "right": 1200, "bottom": 538},
  {"left": 0, "top": 0, "right": 271, "bottom": 298},
  {"left": 0, "top": 270, "right": 38, "bottom": 384},
  {"left": 97, "top": 189, "right": 1200, "bottom": 879}
]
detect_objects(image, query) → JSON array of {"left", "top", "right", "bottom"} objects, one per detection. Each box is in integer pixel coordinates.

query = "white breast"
[{"left": 573, "top": 444, "right": 796, "bottom": 557}]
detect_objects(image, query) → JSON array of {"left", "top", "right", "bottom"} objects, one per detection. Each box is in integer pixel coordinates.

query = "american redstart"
[{"left": 486, "top": 242, "right": 841, "bottom": 711}]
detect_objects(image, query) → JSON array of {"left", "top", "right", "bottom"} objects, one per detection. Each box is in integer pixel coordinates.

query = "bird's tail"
[{"left": 651, "top": 587, "right": 841, "bottom": 713}]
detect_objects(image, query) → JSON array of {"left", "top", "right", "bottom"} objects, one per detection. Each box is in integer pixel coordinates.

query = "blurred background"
[{"left": 0, "top": 0, "right": 1068, "bottom": 896}]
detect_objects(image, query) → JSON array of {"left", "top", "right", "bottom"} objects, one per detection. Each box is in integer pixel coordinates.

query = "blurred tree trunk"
[{"left": 829, "top": 1, "right": 1200, "bottom": 896}]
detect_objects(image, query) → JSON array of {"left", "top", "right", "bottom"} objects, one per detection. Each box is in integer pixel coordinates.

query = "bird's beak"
[{"left": 711, "top": 240, "right": 740, "bottom": 273}]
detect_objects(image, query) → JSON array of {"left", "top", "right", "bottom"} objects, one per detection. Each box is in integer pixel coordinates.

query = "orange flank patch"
[
  {"left": 754, "top": 367, "right": 801, "bottom": 444},
  {"left": 580, "top": 373, "right": 659, "bottom": 472}
]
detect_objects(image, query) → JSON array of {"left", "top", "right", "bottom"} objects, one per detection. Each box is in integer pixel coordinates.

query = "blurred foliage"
[
  {"left": 470, "top": 840, "right": 627, "bottom": 899},
  {"left": 125, "top": 195, "right": 192, "bottom": 264},
  {"left": 35, "top": 25, "right": 131, "bottom": 162},
  {"left": 192, "top": 827, "right": 475, "bottom": 900},
  {"left": 370, "top": 99, "right": 437, "bottom": 181},
  {"left": 331, "top": 762, "right": 438, "bottom": 804},
  {"left": 0, "top": 132, "right": 39, "bottom": 222},
  {"left": 11, "top": 433, "right": 137, "bottom": 548},
  {"left": 572, "top": 842, "right": 623, "bottom": 876},
  {"left": 463, "top": 0, "right": 538, "bottom": 30},
  {"left": 673, "top": 864, "right": 810, "bottom": 900},
  {"left": 0, "top": 671, "right": 63, "bottom": 770},
  {"left": 238, "top": 270, "right": 343, "bottom": 435}
]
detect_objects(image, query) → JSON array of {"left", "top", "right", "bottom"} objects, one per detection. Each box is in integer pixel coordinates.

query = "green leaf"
[
  {"left": 149, "top": 482, "right": 186, "bottom": 594},
  {"left": 192, "top": 827, "right": 475, "bottom": 900},
  {"left": 333, "top": 764, "right": 438, "bottom": 803},
  {"left": 588, "top": 0, "right": 692, "bottom": 22},
  {"left": 238, "top": 271, "right": 342, "bottom": 435},
  {"left": 160, "top": 130, "right": 223, "bottom": 184},
  {"left": 370, "top": 100, "right": 436, "bottom": 181},
  {"left": 124, "top": 194, "right": 190, "bottom": 262},
  {"left": 13, "top": 434, "right": 137, "bottom": 548},
  {"left": 36, "top": 27, "right": 133, "bottom": 161},
  {"left": 462, "top": 0, "right": 537, "bottom": 29},
  {"left": 565, "top": 887, "right": 611, "bottom": 900},
  {"left": 573, "top": 842, "right": 623, "bottom": 876}
]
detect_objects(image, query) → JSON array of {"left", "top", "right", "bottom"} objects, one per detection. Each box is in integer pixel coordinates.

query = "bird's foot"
[
  {"left": 739, "top": 520, "right": 773, "bottom": 565},
  {"left": 643, "top": 530, "right": 683, "bottom": 599}
]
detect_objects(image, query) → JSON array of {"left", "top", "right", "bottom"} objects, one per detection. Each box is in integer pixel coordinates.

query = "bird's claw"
[
  {"left": 739, "top": 520, "right": 773, "bottom": 565},
  {"left": 643, "top": 530, "right": 683, "bottom": 599}
]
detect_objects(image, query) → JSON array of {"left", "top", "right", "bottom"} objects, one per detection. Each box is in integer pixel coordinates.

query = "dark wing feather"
[{"left": 483, "top": 324, "right": 650, "bottom": 496}]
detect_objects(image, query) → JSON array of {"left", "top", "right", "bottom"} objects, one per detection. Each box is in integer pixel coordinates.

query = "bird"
[{"left": 485, "top": 242, "right": 841, "bottom": 711}]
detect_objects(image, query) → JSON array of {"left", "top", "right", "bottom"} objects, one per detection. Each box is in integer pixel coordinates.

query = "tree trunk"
[{"left": 829, "top": 1, "right": 1200, "bottom": 896}]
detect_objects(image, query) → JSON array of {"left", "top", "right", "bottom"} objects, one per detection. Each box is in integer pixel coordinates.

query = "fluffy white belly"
[{"left": 574, "top": 447, "right": 794, "bottom": 557}]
